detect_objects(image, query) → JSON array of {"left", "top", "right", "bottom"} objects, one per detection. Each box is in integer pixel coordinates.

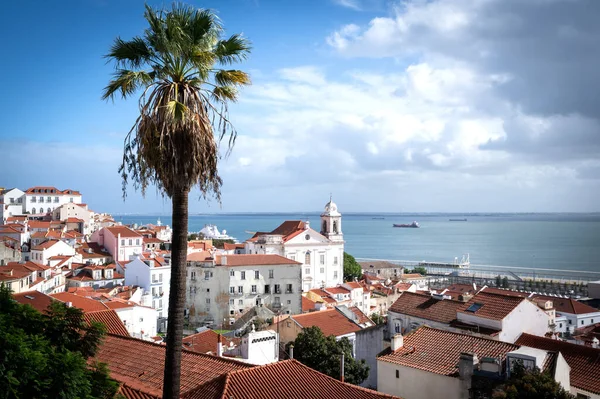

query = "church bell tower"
[{"left": 320, "top": 196, "right": 343, "bottom": 243}]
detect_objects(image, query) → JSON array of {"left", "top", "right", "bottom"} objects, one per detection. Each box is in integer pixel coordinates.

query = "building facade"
[
  {"left": 91, "top": 226, "right": 143, "bottom": 262},
  {"left": 23, "top": 187, "right": 82, "bottom": 216},
  {"left": 186, "top": 254, "right": 302, "bottom": 328}
]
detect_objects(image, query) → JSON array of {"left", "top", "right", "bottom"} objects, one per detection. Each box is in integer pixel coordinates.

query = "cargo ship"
[{"left": 393, "top": 221, "right": 419, "bottom": 228}]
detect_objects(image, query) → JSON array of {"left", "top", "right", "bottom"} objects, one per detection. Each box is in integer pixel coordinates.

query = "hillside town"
[{"left": 1, "top": 186, "right": 599, "bottom": 399}]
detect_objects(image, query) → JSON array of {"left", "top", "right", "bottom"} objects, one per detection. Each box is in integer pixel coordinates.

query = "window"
[
  {"left": 229, "top": 299, "right": 234, "bottom": 305},
  {"left": 238, "top": 286, "right": 243, "bottom": 294},
  {"left": 158, "top": 299, "right": 163, "bottom": 309},
  {"left": 569, "top": 320, "right": 572, "bottom": 325},
  {"left": 204, "top": 271, "right": 212, "bottom": 280},
  {"left": 320, "top": 267, "right": 325, "bottom": 274},
  {"left": 265, "top": 284, "right": 270, "bottom": 294},
  {"left": 46, "top": 196, "right": 51, "bottom": 202},
  {"left": 305, "top": 268, "right": 310, "bottom": 275},
  {"left": 70, "top": 197, "right": 74, "bottom": 203},
  {"left": 320, "top": 254, "right": 325, "bottom": 265},
  {"left": 466, "top": 303, "right": 484, "bottom": 313},
  {"left": 54, "top": 197, "right": 59, "bottom": 203},
  {"left": 305, "top": 252, "right": 311, "bottom": 265},
  {"left": 255, "top": 270, "right": 260, "bottom": 279},
  {"left": 334, "top": 271, "right": 338, "bottom": 279},
  {"left": 121, "top": 239, "right": 125, "bottom": 246},
  {"left": 290, "top": 254, "right": 295, "bottom": 261},
  {"left": 269, "top": 269, "right": 274, "bottom": 279},
  {"left": 286, "top": 284, "right": 293, "bottom": 293},
  {"left": 206, "top": 288, "right": 210, "bottom": 293},
  {"left": 287, "top": 300, "right": 291, "bottom": 305},
  {"left": 274, "top": 284, "right": 281, "bottom": 294},
  {"left": 251, "top": 285, "right": 257, "bottom": 294},
  {"left": 136, "top": 239, "right": 140, "bottom": 245},
  {"left": 128, "top": 239, "right": 133, "bottom": 246},
  {"left": 159, "top": 274, "right": 163, "bottom": 282},
  {"left": 239, "top": 299, "right": 243, "bottom": 305},
  {"left": 559, "top": 323, "right": 563, "bottom": 328},
  {"left": 230, "top": 310, "right": 235, "bottom": 315},
  {"left": 230, "top": 270, "right": 235, "bottom": 277},
  {"left": 39, "top": 196, "right": 43, "bottom": 202},
  {"left": 582, "top": 320, "right": 584, "bottom": 325},
  {"left": 32, "top": 207, "right": 36, "bottom": 213},
  {"left": 241, "top": 271, "right": 246, "bottom": 280},
  {"left": 592, "top": 319, "right": 595, "bottom": 323},
  {"left": 394, "top": 322, "right": 400, "bottom": 333},
  {"left": 396, "top": 370, "right": 400, "bottom": 379},
  {"left": 334, "top": 256, "right": 338, "bottom": 265},
  {"left": 229, "top": 287, "right": 235, "bottom": 294},
  {"left": 576, "top": 393, "right": 591, "bottom": 399},
  {"left": 152, "top": 287, "right": 157, "bottom": 296},
  {"left": 31, "top": 197, "right": 36, "bottom": 203},
  {"left": 191, "top": 271, "right": 196, "bottom": 281},
  {"left": 159, "top": 287, "right": 163, "bottom": 295},
  {"left": 206, "top": 298, "right": 210, "bottom": 304}
]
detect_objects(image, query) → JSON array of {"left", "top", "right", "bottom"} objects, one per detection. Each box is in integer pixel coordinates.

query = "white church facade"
[{"left": 245, "top": 198, "right": 345, "bottom": 292}]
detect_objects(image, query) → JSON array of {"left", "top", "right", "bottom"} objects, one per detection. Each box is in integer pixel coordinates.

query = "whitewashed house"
[
  {"left": 0, "top": 188, "right": 25, "bottom": 222},
  {"left": 245, "top": 198, "right": 345, "bottom": 292},
  {"left": 186, "top": 254, "right": 302, "bottom": 328},
  {"left": 24, "top": 186, "right": 82, "bottom": 216},
  {"left": 30, "top": 239, "right": 76, "bottom": 265}
]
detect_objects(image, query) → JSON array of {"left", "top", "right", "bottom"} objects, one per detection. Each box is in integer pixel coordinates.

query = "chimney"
[
  {"left": 304, "top": 220, "right": 310, "bottom": 230},
  {"left": 592, "top": 337, "right": 599, "bottom": 349},
  {"left": 340, "top": 352, "right": 344, "bottom": 382},
  {"left": 66, "top": 302, "right": 73, "bottom": 308},
  {"left": 391, "top": 333, "right": 404, "bottom": 351},
  {"left": 289, "top": 344, "right": 294, "bottom": 359},
  {"left": 217, "top": 334, "right": 223, "bottom": 357},
  {"left": 458, "top": 352, "right": 478, "bottom": 381}
]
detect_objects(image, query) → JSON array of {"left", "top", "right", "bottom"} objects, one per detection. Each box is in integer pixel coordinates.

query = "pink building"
[{"left": 91, "top": 226, "right": 143, "bottom": 262}]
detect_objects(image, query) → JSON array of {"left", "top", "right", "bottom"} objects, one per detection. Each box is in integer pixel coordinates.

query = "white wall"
[
  {"left": 239, "top": 329, "right": 279, "bottom": 365},
  {"left": 378, "top": 361, "right": 463, "bottom": 399},
  {"left": 124, "top": 257, "right": 171, "bottom": 320},
  {"left": 114, "top": 306, "right": 158, "bottom": 339},
  {"left": 500, "top": 301, "right": 549, "bottom": 343}
]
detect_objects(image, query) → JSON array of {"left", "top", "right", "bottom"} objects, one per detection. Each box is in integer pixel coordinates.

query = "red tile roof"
[
  {"left": 379, "top": 326, "right": 519, "bottom": 377},
  {"left": 117, "top": 385, "right": 159, "bottom": 399},
  {"left": 302, "top": 296, "right": 318, "bottom": 312},
  {"left": 32, "top": 239, "right": 60, "bottom": 250},
  {"left": 402, "top": 273, "right": 424, "bottom": 280},
  {"left": 84, "top": 310, "right": 129, "bottom": 336},
  {"left": 291, "top": 308, "right": 361, "bottom": 337},
  {"left": 94, "top": 334, "right": 251, "bottom": 397},
  {"left": 349, "top": 306, "right": 373, "bottom": 325},
  {"left": 516, "top": 333, "right": 600, "bottom": 394},
  {"left": 223, "top": 243, "right": 245, "bottom": 250},
  {"left": 217, "top": 359, "right": 401, "bottom": 399},
  {"left": 389, "top": 292, "right": 463, "bottom": 324},
  {"left": 51, "top": 292, "right": 109, "bottom": 312},
  {"left": 215, "top": 254, "right": 301, "bottom": 266},
  {"left": 325, "top": 286, "right": 351, "bottom": 295},
  {"left": 344, "top": 281, "right": 362, "bottom": 290},
  {"left": 106, "top": 226, "right": 142, "bottom": 238},
  {"left": 28, "top": 220, "right": 51, "bottom": 229},
  {"left": 12, "top": 291, "right": 55, "bottom": 313},
  {"left": 187, "top": 251, "right": 211, "bottom": 262},
  {"left": 182, "top": 330, "right": 222, "bottom": 354},
  {"left": 533, "top": 296, "right": 598, "bottom": 315},
  {"left": 458, "top": 292, "right": 525, "bottom": 321},
  {"left": 477, "top": 286, "right": 529, "bottom": 298}
]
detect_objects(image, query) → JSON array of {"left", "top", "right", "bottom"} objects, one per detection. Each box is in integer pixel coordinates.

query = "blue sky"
[{"left": 2, "top": 0, "right": 599, "bottom": 214}]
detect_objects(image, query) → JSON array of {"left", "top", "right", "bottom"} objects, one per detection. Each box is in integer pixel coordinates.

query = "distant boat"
[
  {"left": 393, "top": 221, "right": 419, "bottom": 228},
  {"left": 449, "top": 218, "right": 468, "bottom": 222},
  {"left": 372, "top": 217, "right": 385, "bottom": 220},
  {"left": 198, "top": 224, "right": 237, "bottom": 241}
]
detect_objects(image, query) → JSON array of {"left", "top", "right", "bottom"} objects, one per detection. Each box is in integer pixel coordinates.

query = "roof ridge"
[
  {"left": 401, "top": 290, "right": 465, "bottom": 304},
  {"left": 419, "top": 326, "right": 520, "bottom": 346}
]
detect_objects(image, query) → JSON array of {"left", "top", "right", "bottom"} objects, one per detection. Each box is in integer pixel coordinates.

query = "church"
[{"left": 245, "top": 198, "right": 345, "bottom": 292}]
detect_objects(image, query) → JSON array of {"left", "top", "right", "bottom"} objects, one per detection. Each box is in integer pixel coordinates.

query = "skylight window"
[{"left": 466, "top": 303, "right": 484, "bottom": 312}]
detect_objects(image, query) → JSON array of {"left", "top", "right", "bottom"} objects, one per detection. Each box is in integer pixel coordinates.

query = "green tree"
[
  {"left": 492, "top": 363, "right": 574, "bottom": 399},
  {"left": 406, "top": 266, "right": 427, "bottom": 275},
  {"left": 495, "top": 275, "right": 502, "bottom": 287},
  {"left": 370, "top": 313, "right": 385, "bottom": 325},
  {"left": 343, "top": 252, "right": 363, "bottom": 282},
  {"left": 102, "top": 4, "right": 250, "bottom": 398},
  {"left": 0, "top": 285, "right": 119, "bottom": 399},
  {"left": 502, "top": 276, "right": 509, "bottom": 288},
  {"left": 287, "top": 326, "right": 369, "bottom": 385}
]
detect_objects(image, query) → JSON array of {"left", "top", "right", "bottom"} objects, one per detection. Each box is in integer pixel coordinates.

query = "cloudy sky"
[{"left": 1, "top": 0, "right": 599, "bottom": 214}]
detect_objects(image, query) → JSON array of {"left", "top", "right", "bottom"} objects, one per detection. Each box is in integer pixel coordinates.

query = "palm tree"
[{"left": 102, "top": 4, "right": 250, "bottom": 398}]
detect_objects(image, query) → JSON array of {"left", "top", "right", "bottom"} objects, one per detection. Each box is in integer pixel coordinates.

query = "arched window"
[
  {"left": 322, "top": 220, "right": 327, "bottom": 233},
  {"left": 32, "top": 208, "right": 36, "bottom": 214},
  {"left": 333, "top": 221, "right": 338, "bottom": 233},
  {"left": 305, "top": 251, "right": 311, "bottom": 265},
  {"left": 47, "top": 207, "right": 51, "bottom": 213}
]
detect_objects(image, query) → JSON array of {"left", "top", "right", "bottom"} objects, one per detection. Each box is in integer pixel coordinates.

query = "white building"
[
  {"left": 23, "top": 186, "right": 82, "bottom": 216},
  {"left": 109, "top": 302, "right": 158, "bottom": 340},
  {"left": 122, "top": 254, "right": 171, "bottom": 331},
  {"left": 224, "top": 327, "right": 279, "bottom": 365},
  {"left": 52, "top": 203, "right": 94, "bottom": 234},
  {"left": 533, "top": 295, "right": 600, "bottom": 336},
  {"left": 186, "top": 254, "right": 302, "bottom": 328},
  {"left": 245, "top": 198, "right": 344, "bottom": 292},
  {"left": 0, "top": 188, "right": 26, "bottom": 222},
  {"left": 30, "top": 239, "right": 76, "bottom": 266}
]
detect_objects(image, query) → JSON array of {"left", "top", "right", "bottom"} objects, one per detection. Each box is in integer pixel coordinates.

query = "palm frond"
[
  {"left": 214, "top": 70, "right": 251, "bottom": 87},
  {"left": 214, "top": 34, "right": 251, "bottom": 65},
  {"left": 211, "top": 85, "right": 238, "bottom": 102},
  {"left": 106, "top": 37, "right": 152, "bottom": 69},
  {"left": 102, "top": 70, "right": 154, "bottom": 100}
]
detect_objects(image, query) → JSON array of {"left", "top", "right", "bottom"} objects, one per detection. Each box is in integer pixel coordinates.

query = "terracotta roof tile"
[
  {"left": 12, "top": 291, "right": 55, "bottom": 313},
  {"left": 84, "top": 310, "right": 129, "bottom": 336},
  {"left": 349, "top": 306, "right": 372, "bottom": 325},
  {"left": 458, "top": 292, "right": 524, "bottom": 321},
  {"left": 516, "top": 333, "right": 600, "bottom": 394},
  {"left": 223, "top": 243, "right": 244, "bottom": 250},
  {"left": 32, "top": 239, "right": 61, "bottom": 251},
  {"left": 182, "top": 330, "right": 222, "bottom": 354},
  {"left": 290, "top": 308, "right": 361, "bottom": 337},
  {"left": 105, "top": 226, "right": 143, "bottom": 238},
  {"left": 477, "top": 287, "right": 529, "bottom": 297},
  {"left": 379, "top": 327, "right": 519, "bottom": 377},
  {"left": 218, "top": 359, "right": 401, "bottom": 399},
  {"left": 118, "top": 385, "right": 159, "bottom": 399},
  {"left": 533, "top": 295, "right": 598, "bottom": 315},
  {"left": 302, "top": 296, "right": 318, "bottom": 312},
  {"left": 51, "top": 292, "right": 109, "bottom": 312},
  {"left": 389, "top": 292, "right": 463, "bottom": 324},
  {"left": 94, "top": 334, "right": 251, "bottom": 397}
]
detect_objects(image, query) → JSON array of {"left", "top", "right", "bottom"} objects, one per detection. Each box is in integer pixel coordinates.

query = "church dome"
[{"left": 322, "top": 197, "right": 341, "bottom": 216}]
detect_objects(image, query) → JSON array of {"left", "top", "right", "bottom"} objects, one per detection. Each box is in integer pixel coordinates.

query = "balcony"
[{"left": 285, "top": 289, "right": 293, "bottom": 294}]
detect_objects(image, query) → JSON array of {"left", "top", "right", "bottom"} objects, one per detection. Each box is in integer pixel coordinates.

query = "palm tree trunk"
[{"left": 162, "top": 189, "right": 189, "bottom": 399}]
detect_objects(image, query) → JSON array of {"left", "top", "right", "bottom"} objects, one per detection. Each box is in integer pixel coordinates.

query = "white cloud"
[{"left": 332, "top": 0, "right": 361, "bottom": 10}]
